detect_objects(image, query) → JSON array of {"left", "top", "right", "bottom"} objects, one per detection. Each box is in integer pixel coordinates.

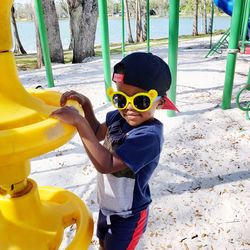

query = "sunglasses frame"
[{"left": 107, "top": 87, "right": 159, "bottom": 112}]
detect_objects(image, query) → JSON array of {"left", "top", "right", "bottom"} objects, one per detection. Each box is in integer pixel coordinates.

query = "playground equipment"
[
  {"left": 240, "top": 0, "right": 250, "bottom": 54},
  {"left": 34, "top": 0, "right": 54, "bottom": 88},
  {"left": 222, "top": 0, "right": 250, "bottom": 109},
  {"left": 206, "top": 0, "right": 250, "bottom": 57},
  {"left": 205, "top": 29, "right": 230, "bottom": 58},
  {"left": 236, "top": 70, "right": 250, "bottom": 120},
  {"left": 0, "top": 0, "right": 93, "bottom": 249}
]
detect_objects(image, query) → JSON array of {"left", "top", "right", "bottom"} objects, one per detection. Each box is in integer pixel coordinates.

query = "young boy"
[{"left": 51, "top": 52, "right": 178, "bottom": 250}]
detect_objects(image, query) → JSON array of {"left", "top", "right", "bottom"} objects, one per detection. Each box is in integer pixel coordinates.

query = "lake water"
[{"left": 16, "top": 16, "right": 231, "bottom": 52}]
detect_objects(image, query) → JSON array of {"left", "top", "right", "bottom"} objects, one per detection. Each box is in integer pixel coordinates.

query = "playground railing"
[{"left": 236, "top": 84, "right": 250, "bottom": 120}]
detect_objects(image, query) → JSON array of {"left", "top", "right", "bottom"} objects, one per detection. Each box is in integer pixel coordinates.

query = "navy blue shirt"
[{"left": 97, "top": 110, "right": 164, "bottom": 217}]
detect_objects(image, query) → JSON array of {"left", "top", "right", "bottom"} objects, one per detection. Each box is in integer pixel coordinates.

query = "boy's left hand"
[{"left": 50, "top": 106, "right": 83, "bottom": 126}]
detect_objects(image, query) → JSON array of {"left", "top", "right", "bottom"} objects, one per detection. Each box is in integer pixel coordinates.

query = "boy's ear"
[{"left": 156, "top": 98, "right": 165, "bottom": 109}]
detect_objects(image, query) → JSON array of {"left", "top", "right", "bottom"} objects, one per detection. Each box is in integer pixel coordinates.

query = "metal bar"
[
  {"left": 221, "top": 0, "right": 244, "bottom": 109},
  {"left": 34, "top": 0, "right": 54, "bottom": 88},
  {"left": 97, "top": 0, "right": 112, "bottom": 101},
  {"left": 167, "top": 0, "right": 180, "bottom": 117}
]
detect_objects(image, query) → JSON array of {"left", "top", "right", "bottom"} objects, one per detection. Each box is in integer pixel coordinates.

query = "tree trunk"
[
  {"left": 192, "top": 0, "right": 199, "bottom": 36},
  {"left": 67, "top": 0, "right": 98, "bottom": 63},
  {"left": 33, "top": 13, "right": 43, "bottom": 68},
  {"left": 124, "top": 0, "right": 134, "bottom": 43},
  {"left": 208, "top": 1, "right": 214, "bottom": 35},
  {"left": 143, "top": 9, "right": 147, "bottom": 41},
  {"left": 11, "top": 6, "right": 27, "bottom": 54},
  {"left": 43, "top": 0, "right": 64, "bottom": 63},
  {"left": 135, "top": 0, "right": 143, "bottom": 42},
  {"left": 33, "top": 0, "right": 64, "bottom": 64},
  {"left": 203, "top": 0, "right": 208, "bottom": 34}
]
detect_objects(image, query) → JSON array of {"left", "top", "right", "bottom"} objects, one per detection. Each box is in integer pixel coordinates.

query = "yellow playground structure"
[{"left": 0, "top": 0, "right": 93, "bottom": 249}]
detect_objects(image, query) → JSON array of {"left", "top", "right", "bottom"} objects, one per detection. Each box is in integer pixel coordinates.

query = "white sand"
[{"left": 19, "top": 36, "right": 250, "bottom": 250}]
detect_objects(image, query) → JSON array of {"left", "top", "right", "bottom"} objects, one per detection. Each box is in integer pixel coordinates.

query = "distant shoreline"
[{"left": 16, "top": 14, "right": 229, "bottom": 23}]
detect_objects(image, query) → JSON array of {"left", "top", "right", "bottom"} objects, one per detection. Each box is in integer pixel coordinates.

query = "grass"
[{"left": 15, "top": 31, "right": 225, "bottom": 71}]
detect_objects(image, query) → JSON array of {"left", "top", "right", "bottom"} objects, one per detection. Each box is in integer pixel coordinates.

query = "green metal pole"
[
  {"left": 221, "top": 0, "right": 244, "bottom": 109},
  {"left": 34, "top": 0, "right": 54, "bottom": 88},
  {"left": 146, "top": 0, "right": 150, "bottom": 52},
  {"left": 167, "top": 0, "right": 180, "bottom": 117},
  {"left": 240, "top": 0, "right": 250, "bottom": 53},
  {"left": 98, "top": 0, "right": 112, "bottom": 101},
  {"left": 121, "top": 0, "right": 125, "bottom": 57}
]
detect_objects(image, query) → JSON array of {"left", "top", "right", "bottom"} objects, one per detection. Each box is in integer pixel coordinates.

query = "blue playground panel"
[{"left": 214, "top": 0, "right": 250, "bottom": 28}]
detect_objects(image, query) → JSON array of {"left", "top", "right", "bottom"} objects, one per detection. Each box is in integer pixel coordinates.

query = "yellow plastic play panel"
[
  {"left": 0, "top": 0, "right": 94, "bottom": 249},
  {"left": 0, "top": 53, "right": 76, "bottom": 167},
  {"left": 0, "top": 179, "right": 93, "bottom": 250}
]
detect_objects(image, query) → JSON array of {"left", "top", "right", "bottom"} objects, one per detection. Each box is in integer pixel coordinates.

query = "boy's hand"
[
  {"left": 50, "top": 106, "right": 83, "bottom": 127},
  {"left": 60, "top": 90, "right": 88, "bottom": 107}
]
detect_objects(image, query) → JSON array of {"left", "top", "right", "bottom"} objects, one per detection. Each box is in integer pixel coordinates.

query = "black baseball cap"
[{"left": 112, "top": 52, "right": 171, "bottom": 96}]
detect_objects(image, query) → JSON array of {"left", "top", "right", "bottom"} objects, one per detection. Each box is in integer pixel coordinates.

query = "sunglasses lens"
[
  {"left": 134, "top": 96, "right": 151, "bottom": 111},
  {"left": 113, "top": 94, "right": 127, "bottom": 109}
]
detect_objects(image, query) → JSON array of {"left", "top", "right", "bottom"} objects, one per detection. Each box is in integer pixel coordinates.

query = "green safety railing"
[
  {"left": 205, "top": 29, "right": 230, "bottom": 58},
  {"left": 236, "top": 84, "right": 250, "bottom": 120}
]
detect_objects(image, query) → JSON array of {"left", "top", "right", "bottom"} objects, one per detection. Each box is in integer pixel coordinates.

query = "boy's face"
[{"left": 116, "top": 83, "right": 162, "bottom": 127}]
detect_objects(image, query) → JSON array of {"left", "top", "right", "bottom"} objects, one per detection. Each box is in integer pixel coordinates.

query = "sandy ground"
[{"left": 18, "top": 36, "right": 250, "bottom": 250}]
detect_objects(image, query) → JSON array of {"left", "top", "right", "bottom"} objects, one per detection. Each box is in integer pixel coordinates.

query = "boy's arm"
[
  {"left": 60, "top": 90, "right": 105, "bottom": 141},
  {"left": 78, "top": 96, "right": 106, "bottom": 141},
  {"left": 50, "top": 106, "right": 127, "bottom": 174},
  {"left": 76, "top": 116, "right": 127, "bottom": 174}
]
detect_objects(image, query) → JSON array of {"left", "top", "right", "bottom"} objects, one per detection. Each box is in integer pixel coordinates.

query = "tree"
[
  {"left": 67, "top": 0, "right": 98, "bottom": 63},
  {"left": 56, "top": 0, "right": 69, "bottom": 19},
  {"left": 192, "top": 0, "right": 199, "bottom": 36},
  {"left": 135, "top": 0, "right": 144, "bottom": 42},
  {"left": 201, "top": 0, "right": 208, "bottom": 34},
  {"left": 124, "top": 0, "right": 134, "bottom": 43},
  {"left": 43, "top": 0, "right": 64, "bottom": 63},
  {"left": 11, "top": 6, "right": 27, "bottom": 54},
  {"left": 33, "top": 0, "right": 64, "bottom": 66}
]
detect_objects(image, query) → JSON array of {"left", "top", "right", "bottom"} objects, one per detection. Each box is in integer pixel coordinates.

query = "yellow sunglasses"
[{"left": 107, "top": 87, "right": 159, "bottom": 112}]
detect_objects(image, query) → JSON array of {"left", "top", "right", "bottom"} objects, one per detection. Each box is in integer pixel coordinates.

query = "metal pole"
[
  {"left": 167, "top": 0, "right": 180, "bottom": 117},
  {"left": 221, "top": 0, "right": 244, "bottom": 109},
  {"left": 240, "top": 0, "right": 250, "bottom": 53},
  {"left": 146, "top": 0, "right": 150, "bottom": 52},
  {"left": 121, "top": 0, "right": 125, "bottom": 57},
  {"left": 97, "top": 0, "right": 112, "bottom": 101},
  {"left": 34, "top": 0, "right": 54, "bottom": 88}
]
